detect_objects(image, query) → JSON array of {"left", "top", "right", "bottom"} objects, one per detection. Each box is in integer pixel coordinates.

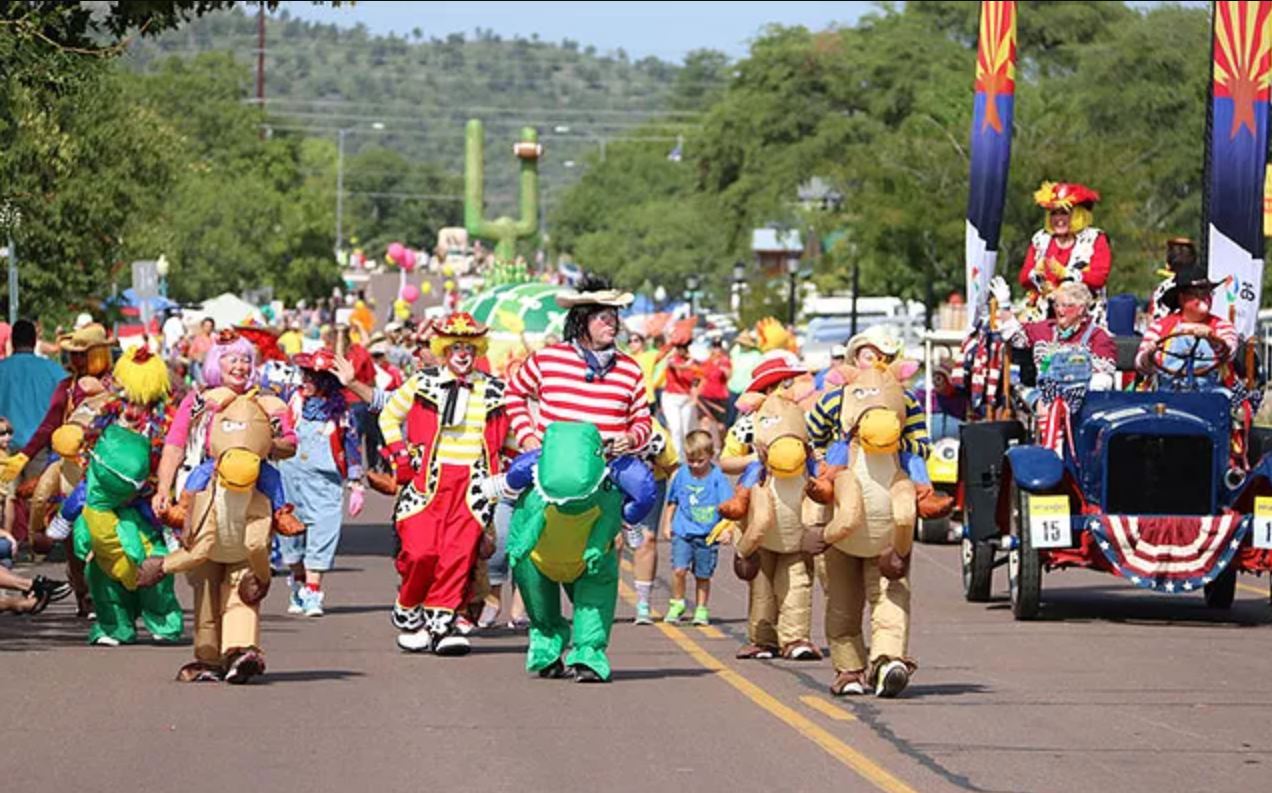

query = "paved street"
[{"left": 5, "top": 493, "right": 1272, "bottom": 793}]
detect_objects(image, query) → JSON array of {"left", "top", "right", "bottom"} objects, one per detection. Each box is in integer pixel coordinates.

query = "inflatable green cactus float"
[
  {"left": 506, "top": 422, "right": 622, "bottom": 683},
  {"left": 464, "top": 119, "right": 540, "bottom": 286}
]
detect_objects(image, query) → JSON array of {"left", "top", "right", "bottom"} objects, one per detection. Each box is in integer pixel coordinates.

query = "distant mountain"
[{"left": 124, "top": 6, "right": 699, "bottom": 213}]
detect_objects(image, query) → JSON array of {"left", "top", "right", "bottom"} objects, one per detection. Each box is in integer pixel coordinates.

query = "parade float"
[{"left": 955, "top": 0, "right": 1272, "bottom": 618}]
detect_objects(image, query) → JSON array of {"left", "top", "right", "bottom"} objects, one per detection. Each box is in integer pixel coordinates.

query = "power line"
[
  {"left": 252, "top": 97, "right": 704, "bottom": 118},
  {"left": 261, "top": 109, "right": 700, "bottom": 132}
]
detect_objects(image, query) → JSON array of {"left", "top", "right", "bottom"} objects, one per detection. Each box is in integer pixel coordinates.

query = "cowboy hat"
[
  {"left": 429, "top": 311, "right": 489, "bottom": 358},
  {"left": 846, "top": 325, "right": 903, "bottom": 362},
  {"left": 554, "top": 288, "right": 634, "bottom": 309},
  {"left": 746, "top": 353, "right": 807, "bottom": 394},
  {"left": 1159, "top": 263, "right": 1226, "bottom": 312},
  {"left": 59, "top": 322, "right": 116, "bottom": 352},
  {"left": 292, "top": 348, "right": 338, "bottom": 373}
]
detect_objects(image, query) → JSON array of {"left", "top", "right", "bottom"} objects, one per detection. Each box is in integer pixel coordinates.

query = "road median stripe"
[
  {"left": 616, "top": 575, "right": 916, "bottom": 793},
  {"left": 800, "top": 695, "right": 858, "bottom": 722},
  {"left": 1236, "top": 581, "right": 1267, "bottom": 597},
  {"left": 696, "top": 625, "right": 726, "bottom": 639}
]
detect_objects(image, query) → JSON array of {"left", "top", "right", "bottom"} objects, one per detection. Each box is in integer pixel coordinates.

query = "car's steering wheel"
[{"left": 1152, "top": 329, "right": 1223, "bottom": 385}]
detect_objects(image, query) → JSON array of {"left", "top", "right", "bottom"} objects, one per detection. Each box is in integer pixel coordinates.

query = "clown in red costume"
[
  {"left": 379, "top": 312, "right": 510, "bottom": 656},
  {"left": 1018, "top": 181, "right": 1111, "bottom": 322}
]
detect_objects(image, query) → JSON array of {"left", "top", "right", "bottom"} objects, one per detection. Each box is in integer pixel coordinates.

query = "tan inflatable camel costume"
[
  {"left": 718, "top": 393, "right": 823, "bottom": 661},
  {"left": 139, "top": 389, "right": 299, "bottom": 684},
  {"left": 806, "top": 362, "right": 918, "bottom": 698}
]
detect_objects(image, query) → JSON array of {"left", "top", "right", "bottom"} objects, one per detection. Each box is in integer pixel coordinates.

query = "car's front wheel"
[
  {"left": 1203, "top": 566, "right": 1236, "bottom": 610},
  {"left": 1008, "top": 481, "right": 1042, "bottom": 621},
  {"left": 961, "top": 535, "right": 994, "bottom": 602}
]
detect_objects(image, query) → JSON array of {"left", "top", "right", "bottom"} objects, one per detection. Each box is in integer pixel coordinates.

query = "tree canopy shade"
[{"left": 548, "top": 2, "right": 1214, "bottom": 317}]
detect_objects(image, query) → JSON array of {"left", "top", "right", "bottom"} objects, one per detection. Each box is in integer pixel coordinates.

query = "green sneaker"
[
  {"left": 692, "top": 605, "right": 710, "bottom": 626},
  {"left": 664, "top": 599, "right": 687, "bottom": 624},
  {"left": 633, "top": 601, "right": 653, "bottom": 625}
]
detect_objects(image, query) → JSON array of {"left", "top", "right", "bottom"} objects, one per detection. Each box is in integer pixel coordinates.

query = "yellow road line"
[
  {"left": 800, "top": 695, "right": 858, "bottom": 722},
  {"left": 696, "top": 625, "right": 726, "bottom": 639},
  {"left": 616, "top": 576, "right": 916, "bottom": 793},
  {"left": 1237, "top": 581, "right": 1267, "bottom": 597}
]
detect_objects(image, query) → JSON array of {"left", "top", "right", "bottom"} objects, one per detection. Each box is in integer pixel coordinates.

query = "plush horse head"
[
  {"left": 837, "top": 362, "right": 912, "bottom": 456},
  {"left": 753, "top": 393, "right": 809, "bottom": 479},
  {"left": 207, "top": 391, "right": 274, "bottom": 493}
]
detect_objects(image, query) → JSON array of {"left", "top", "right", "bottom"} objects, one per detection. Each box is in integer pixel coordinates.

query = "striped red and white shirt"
[
  {"left": 505, "top": 343, "right": 652, "bottom": 449},
  {"left": 1136, "top": 313, "right": 1239, "bottom": 374}
]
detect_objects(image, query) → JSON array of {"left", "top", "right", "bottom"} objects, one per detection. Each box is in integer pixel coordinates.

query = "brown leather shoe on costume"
[
  {"left": 272, "top": 504, "right": 306, "bottom": 537},
  {"left": 367, "top": 470, "right": 399, "bottom": 496},
  {"left": 735, "top": 643, "right": 779, "bottom": 660},
  {"left": 916, "top": 484, "right": 954, "bottom": 519},
  {"left": 161, "top": 491, "right": 193, "bottom": 531},
  {"left": 176, "top": 661, "right": 223, "bottom": 683},
  {"left": 717, "top": 484, "right": 751, "bottom": 521},
  {"left": 224, "top": 649, "right": 266, "bottom": 684},
  {"left": 830, "top": 668, "right": 869, "bottom": 696},
  {"left": 781, "top": 639, "right": 823, "bottom": 661},
  {"left": 238, "top": 573, "right": 271, "bottom": 605}
]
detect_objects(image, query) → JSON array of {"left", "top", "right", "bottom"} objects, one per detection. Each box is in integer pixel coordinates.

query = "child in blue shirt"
[{"left": 661, "top": 430, "right": 732, "bottom": 626}]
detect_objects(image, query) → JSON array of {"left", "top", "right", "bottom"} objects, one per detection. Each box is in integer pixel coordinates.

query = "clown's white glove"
[
  {"left": 47, "top": 512, "right": 73, "bottom": 541},
  {"left": 480, "top": 473, "right": 520, "bottom": 503},
  {"left": 988, "top": 276, "right": 1012, "bottom": 307},
  {"left": 621, "top": 522, "right": 645, "bottom": 550}
]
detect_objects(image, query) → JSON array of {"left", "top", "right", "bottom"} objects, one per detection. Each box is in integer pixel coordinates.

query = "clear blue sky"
[
  {"left": 278, "top": 2, "right": 1203, "bottom": 64},
  {"left": 280, "top": 1, "right": 875, "bottom": 62}
]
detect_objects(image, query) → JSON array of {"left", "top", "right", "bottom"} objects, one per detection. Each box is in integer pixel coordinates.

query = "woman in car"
[{"left": 989, "top": 277, "right": 1116, "bottom": 455}]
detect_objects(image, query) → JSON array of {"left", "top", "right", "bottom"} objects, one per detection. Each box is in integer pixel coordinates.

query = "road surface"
[{"left": 5, "top": 494, "right": 1271, "bottom": 793}]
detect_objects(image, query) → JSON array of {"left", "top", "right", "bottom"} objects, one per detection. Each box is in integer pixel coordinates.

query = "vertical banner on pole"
[
  {"left": 965, "top": 0, "right": 1017, "bottom": 329},
  {"left": 1205, "top": 0, "right": 1271, "bottom": 336}
]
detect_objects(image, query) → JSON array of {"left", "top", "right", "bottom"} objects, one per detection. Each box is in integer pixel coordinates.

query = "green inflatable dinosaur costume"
[
  {"left": 72, "top": 424, "right": 182, "bottom": 645},
  {"left": 506, "top": 421, "right": 622, "bottom": 682}
]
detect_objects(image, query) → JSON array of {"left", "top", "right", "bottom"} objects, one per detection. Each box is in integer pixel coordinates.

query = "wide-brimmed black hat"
[{"left": 1160, "top": 263, "right": 1224, "bottom": 312}]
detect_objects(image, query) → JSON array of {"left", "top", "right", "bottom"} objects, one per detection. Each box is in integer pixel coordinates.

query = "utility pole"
[
  {"left": 256, "top": 1, "right": 266, "bottom": 138},
  {"left": 336, "top": 128, "right": 346, "bottom": 254}
]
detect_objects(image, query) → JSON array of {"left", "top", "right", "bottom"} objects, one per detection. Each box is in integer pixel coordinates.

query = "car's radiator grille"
[{"left": 1105, "top": 433, "right": 1213, "bottom": 515}]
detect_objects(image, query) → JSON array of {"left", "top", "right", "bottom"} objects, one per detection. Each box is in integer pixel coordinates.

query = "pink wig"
[{"left": 202, "top": 335, "right": 256, "bottom": 387}]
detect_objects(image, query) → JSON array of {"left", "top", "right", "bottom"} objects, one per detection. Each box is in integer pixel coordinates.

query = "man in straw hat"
[
  {"left": 505, "top": 274, "right": 652, "bottom": 456},
  {"left": 502, "top": 274, "right": 657, "bottom": 680},
  {"left": 379, "top": 311, "right": 511, "bottom": 656}
]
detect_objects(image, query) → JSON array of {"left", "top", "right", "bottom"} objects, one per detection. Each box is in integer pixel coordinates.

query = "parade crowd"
[{"left": 0, "top": 180, "right": 1247, "bottom": 697}]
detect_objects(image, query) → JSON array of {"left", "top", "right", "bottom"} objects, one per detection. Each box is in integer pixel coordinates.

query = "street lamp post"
[
  {"left": 786, "top": 255, "right": 800, "bottom": 326},
  {"left": 156, "top": 255, "right": 170, "bottom": 300},
  {"left": 1, "top": 202, "right": 21, "bottom": 324},
  {"left": 335, "top": 122, "right": 384, "bottom": 260},
  {"left": 731, "top": 260, "right": 746, "bottom": 317},
  {"left": 686, "top": 274, "right": 699, "bottom": 318}
]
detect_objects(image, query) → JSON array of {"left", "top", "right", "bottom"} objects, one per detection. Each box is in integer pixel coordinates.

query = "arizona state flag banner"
[
  {"left": 965, "top": 1, "right": 1017, "bottom": 328},
  {"left": 1205, "top": 0, "right": 1271, "bottom": 336}
]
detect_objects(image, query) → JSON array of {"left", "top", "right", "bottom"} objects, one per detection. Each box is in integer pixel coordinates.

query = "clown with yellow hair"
[
  {"left": 1017, "top": 181, "right": 1112, "bottom": 323},
  {"left": 378, "top": 311, "right": 511, "bottom": 656}
]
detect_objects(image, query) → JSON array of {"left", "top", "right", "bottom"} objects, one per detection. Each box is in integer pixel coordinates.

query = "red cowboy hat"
[
  {"left": 292, "top": 348, "right": 338, "bottom": 373},
  {"left": 235, "top": 324, "right": 286, "bottom": 362},
  {"left": 746, "top": 354, "right": 807, "bottom": 394}
]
